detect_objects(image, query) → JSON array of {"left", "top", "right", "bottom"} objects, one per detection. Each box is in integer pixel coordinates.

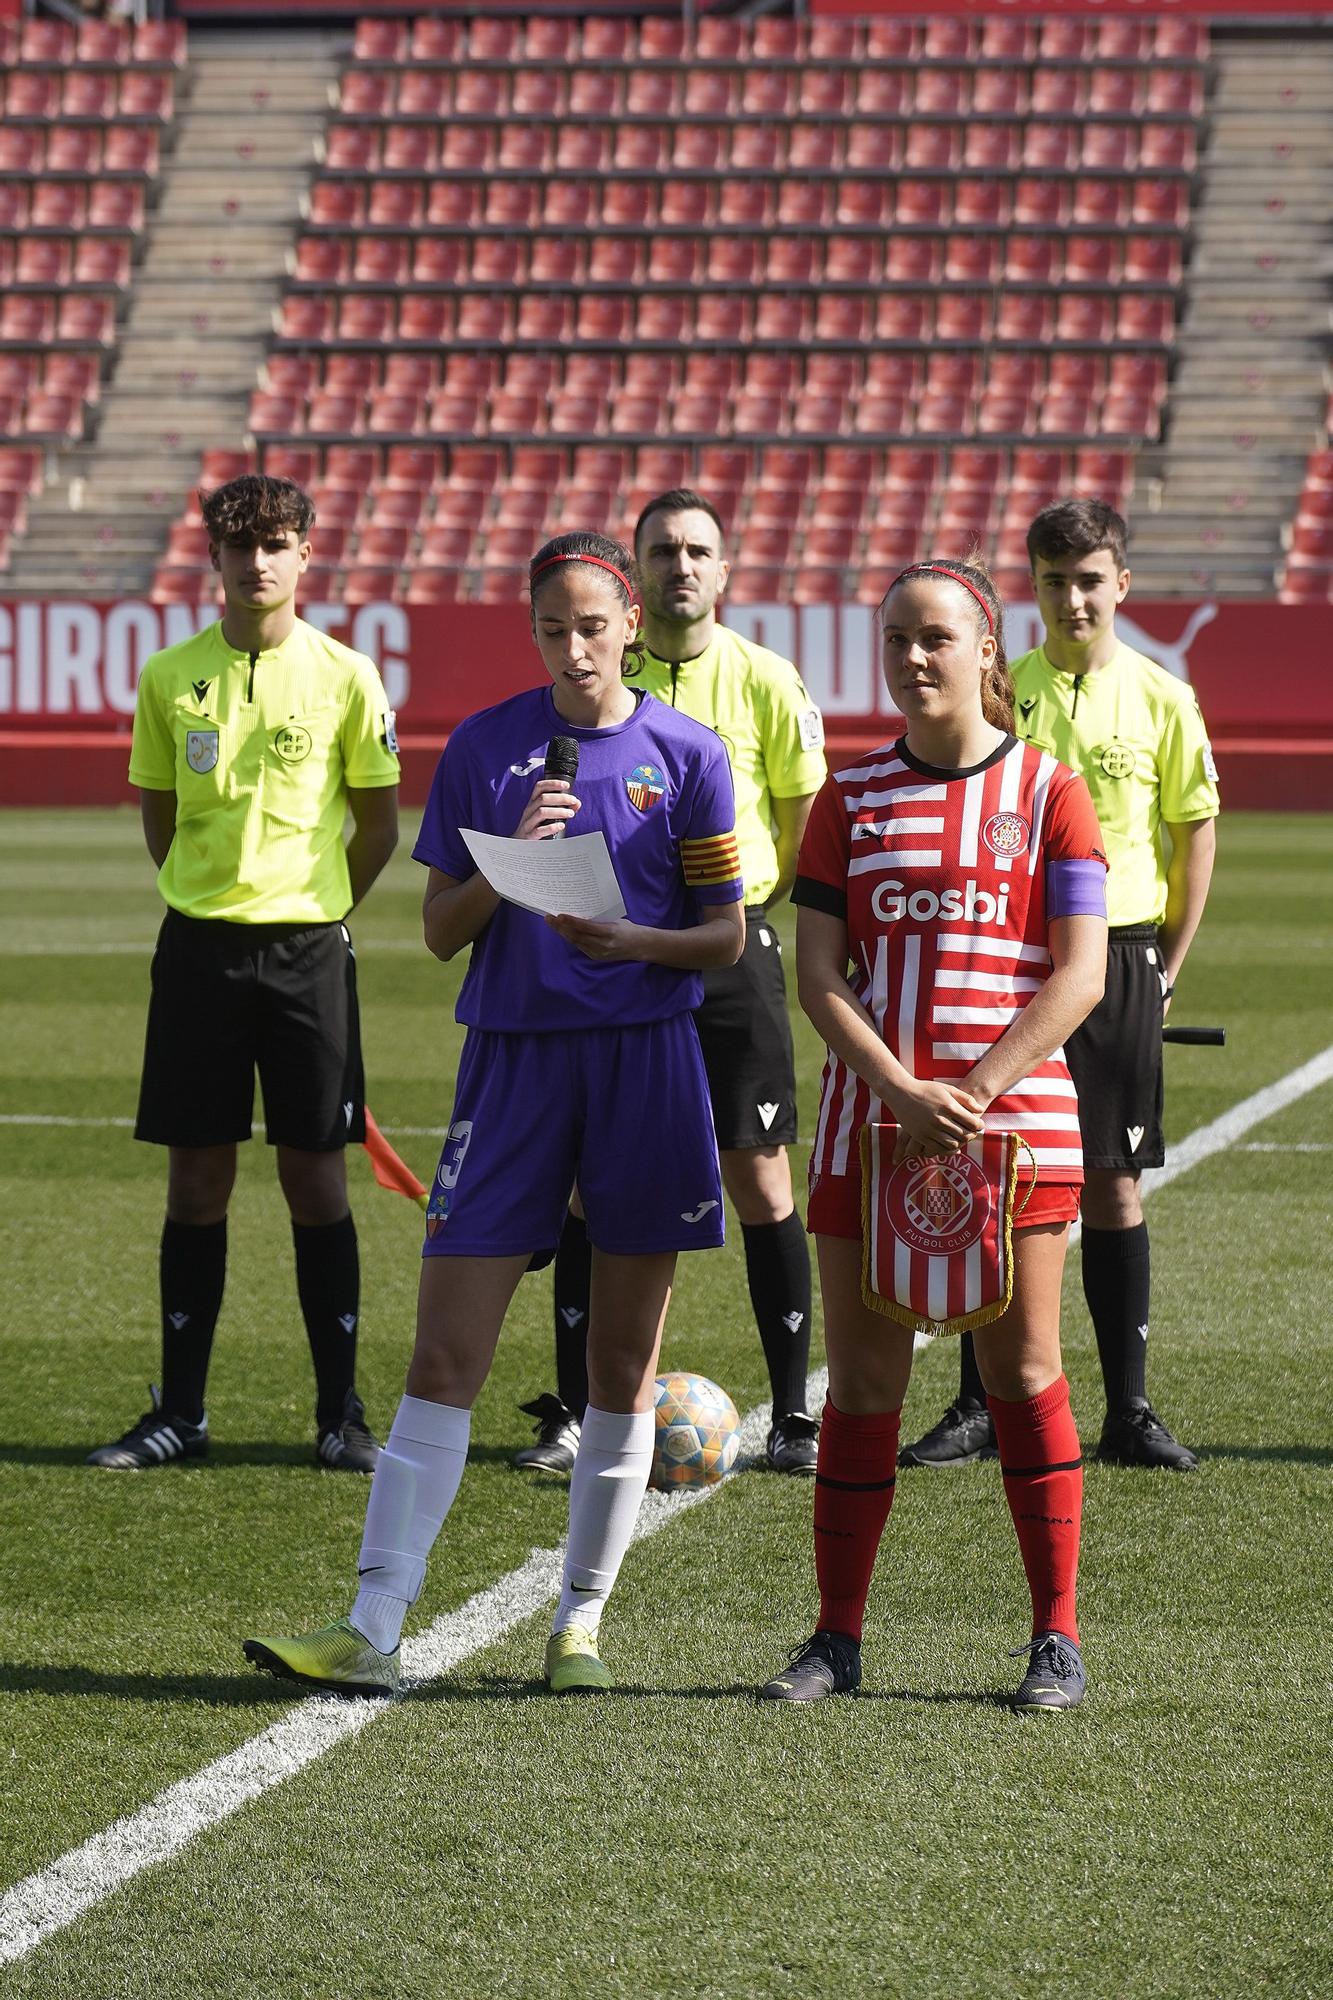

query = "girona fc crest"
[
  {"left": 887, "top": 1155, "right": 992, "bottom": 1256},
  {"left": 982, "top": 811, "right": 1030, "bottom": 859},
  {"left": 625, "top": 762, "right": 666, "bottom": 811}
]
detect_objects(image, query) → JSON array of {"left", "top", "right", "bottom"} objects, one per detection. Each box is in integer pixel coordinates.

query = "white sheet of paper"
[{"left": 459, "top": 828, "right": 627, "bottom": 922}]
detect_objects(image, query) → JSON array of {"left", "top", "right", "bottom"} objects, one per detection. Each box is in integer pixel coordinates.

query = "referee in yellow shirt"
[
  {"left": 515, "top": 488, "right": 828, "bottom": 1475},
  {"left": 88, "top": 474, "right": 400, "bottom": 1473},
  {"left": 904, "top": 498, "right": 1218, "bottom": 1472}
]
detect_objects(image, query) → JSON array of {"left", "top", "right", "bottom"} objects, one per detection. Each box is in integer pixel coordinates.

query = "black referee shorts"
[
  {"left": 1065, "top": 924, "right": 1165, "bottom": 1173},
  {"left": 693, "top": 906, "right": 799, "bottom": 1151},
  {"left": 135, "top": 909, "right": 366, "bottom": 1151}
]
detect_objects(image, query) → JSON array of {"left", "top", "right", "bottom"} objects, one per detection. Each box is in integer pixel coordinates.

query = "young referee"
[
  {"left": 87, "top": 474, "right": 400, "bottom": 1474},
  {"left": 513, "top": 489, "right": 828, "bottom": 1477},
  {"left": 903, "top": 499, "right": 1218, "bottom": 1472}
]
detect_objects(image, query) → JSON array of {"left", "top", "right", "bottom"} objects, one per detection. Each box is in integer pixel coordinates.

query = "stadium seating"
[
  {"left": 0, "top": 19, "right": 180, "bottom": 452},
  {"left": 159, "top": 12, "right": 1208, "bottom": 602}
]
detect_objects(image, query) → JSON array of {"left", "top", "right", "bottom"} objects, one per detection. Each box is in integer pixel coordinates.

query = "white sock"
[
  {"left": 552, "top": 1406, "right": 655, "bottom": 1637},
  {"left": 350, "top": 1395, "right": 471, "bottom": 1653}
]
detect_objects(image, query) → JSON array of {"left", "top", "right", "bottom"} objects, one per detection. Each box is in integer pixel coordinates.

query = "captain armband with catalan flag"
[{"left": 680, "top": 830, "right": 744, "bottom": 896}]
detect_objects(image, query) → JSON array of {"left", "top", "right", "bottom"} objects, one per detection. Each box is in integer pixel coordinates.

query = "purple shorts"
[{"left": 422, "top": 1015, "right": 725, "bottom": 1259}]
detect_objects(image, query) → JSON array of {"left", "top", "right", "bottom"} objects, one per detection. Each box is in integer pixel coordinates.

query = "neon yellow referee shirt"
[
  {"left": 129, "top": 618, "right": 400, "bottom": 924},
  {"left": 1011, "top": 641, "right": 1219, "bottom": 928},
  {"left": 636, "top": 625, "right": 826, "bottom": 905}
]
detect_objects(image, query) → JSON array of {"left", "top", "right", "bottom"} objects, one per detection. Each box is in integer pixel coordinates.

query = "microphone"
[{"left": 543, "top": 735, "right": 579, "bottom": 839}]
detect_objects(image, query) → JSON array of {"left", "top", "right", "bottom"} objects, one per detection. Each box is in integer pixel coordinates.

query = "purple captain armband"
[{"left": 1046, "top": 858, "right": 1108, "bottom": 920}]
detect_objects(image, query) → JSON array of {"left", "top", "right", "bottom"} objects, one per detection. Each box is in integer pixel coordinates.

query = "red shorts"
[{"left": 807, "top": 1164, "right": 1081, "bottom": 1240}]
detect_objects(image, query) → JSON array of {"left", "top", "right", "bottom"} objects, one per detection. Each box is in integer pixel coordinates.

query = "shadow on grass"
[
  {"left": 1197, "top": 1444, "right": 1333, "bottom": 1467},
  {"left": 0, "top": 1661, "right": 294, "bottom": 1707},
  {"left": 0, "top": 1441, "right": 331, "bottom": 1470},
  {"left": 411, "top": 1673, "right": 1013, "bottom": 1709}
]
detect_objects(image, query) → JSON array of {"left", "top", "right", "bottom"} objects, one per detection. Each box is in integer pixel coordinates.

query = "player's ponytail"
[
  {"left": 528, "top": 529, "right": 645, "bottom": 677},
  {"left": 883, "top": 554, "right": 1014, "bottom": 733}
]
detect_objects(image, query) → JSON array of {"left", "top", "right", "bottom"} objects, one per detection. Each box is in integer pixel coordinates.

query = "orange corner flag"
[{"left": 362, "top": 1107, "right": 429, "bottom": 1210}]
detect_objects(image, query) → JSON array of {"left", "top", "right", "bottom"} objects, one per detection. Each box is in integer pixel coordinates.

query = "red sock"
[
  {"left": 988, "top": 1375, "right": 1083, "bottom": 1644},
  {"left": 813, "top": 1399, "right": 901, "bottom": 1643}
]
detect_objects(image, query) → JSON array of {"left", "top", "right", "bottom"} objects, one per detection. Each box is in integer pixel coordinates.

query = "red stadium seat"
[
  {"left": 905, "top": 124, "right": 962, "bottom": 172},
  {"left": 777, "top": 181, "right": 831, "bottom": 229},
  {"left": 1098, "top": 20, "right": 1152, "bottom": 59},
  {"left": 696, "top": 17, "right": 745, "bottom": 59},
  {"left": 338, "top": 294, "right": 396, "bottom": 342},
  {"left": 1071, "top": 178, "right": 1130, "bottom": 230},
  {"left": 321, "top": 354, "right": 378, "bottom": 395},
  {"left": 578, "top": 295, "right": 635, "bottom": 342},
  {"left": 964, "top": 125, "right": 1020, "bottom": 172},
  {"left": 853, "top": 70, "right": 910, "bottom": 118},
  {"left": 583, "top": 18, "right": 633, "bottom": 60},
  {"left": 324, "top": 126, "right": 377, "bottom": 172},
  {"left": 20, "top": 17, "right": 74, "bottom": 63},
  {"left": 1133, "top": 179, "right": 1189, "bottom": 229},
  {"left": 1055, "top": 296, "right": 1114, "bottom": 343},
  {"left": 352, "top": 19, "right": 406, "bottom": 63},
  {"left": 682, "top": 71, "right": 735, "bottom": 118},
  {"left": 995, "top": 294, "right": 1055, "bottom": 343},
  {"left": 439, "top": 126, "right": 493, "bottom": 172},
  {"left": 627, "top": 70, "right": 679, "bottom": 118},
  {"left": 48, "top": 128, "right": 103, "bottom": 175},
  {"left": 120, "top": 73, "right": 173, "bottom": 121},
  {"left": 793, "top": 397, "right": 850, "bottom": 438},
  {"left": 1140, "top": 123, "right": 1197, "bottom": 172},
  {"left": 426, "top": 182, "right": 483, "bottom": 229},
  {"left": 1005, "top": 236, "right": 1062, "bottom": 286},
  {"left": 844, "top": 122, "right": 901, "bottom": 172},
  {"left": 17, "top": 239, "right": 73, "bottom": 289},
  {"left": 569, "top": 77, "right": 620, "bottom": 124},
  {"left": 954, "top": 179, "right": 1010, "bottom": 230},
  {"left": 309, "top": 182, "right": 362, "bottom": 229},
  {"left": 875, "top": 294, "right": 933, "bottom": 342},
  {"left": 945, "top": 236, "right": 1000, "bottom": 285},
  {"left": 973, "top": 70, "right": 1027, "bottom": 118},
  {"left": 826, "top": 237, "right": 882, "bottom": 285},
  {"left": 473, "top": 569, "right": 529, "bottom": 603},
  {"left": 835, "top": 181, "right": 889, "bottom": 229},
  {"left": 696, "top": 297, "right": 751, "bottom": 342},
  {"left": 249, "top": 391, "right": 303, "bottom": 435},
  {"left": 923, "top": 19, "right": 973, "bottom": 60},
  {"left": 61, "top": 73, "right": 115, "bottom": 120},
  {"left": 29, "top": 183, "right": 84, "bottom": 231},
  {"left": 895, "top": 179, "right": 952, "bottom": 228},
  {"left": 73, "top": 238, "right": 131, "bottom": 290},
  {"left": 673, "top": 124, "right": 726, "bottom": 171},
  {"left": 308, "top": 393, "right": 365, "bottom": 436},
  {"left": 916, "top": 69, "right": 970, "bottom": 118},
  {"left": 745, "top": 71, "right": 793, "bottom": 119},
  {"left": 383, "top": 126, "right": 436, "bottom": 173},
  {"left": 1124, "top": 237, "right": 1183, "bottom": 286},
  {"left": 512, "top": 70, "right": 564, "bottom": 119},
  {"left": 259, "top": 446, "right": 318, "bottom": 486},
  {"left": 278, "top": 295, "right": 334, "bottom": 342},
  {"left": 294, "top": 236, "right": 347, "bottom": 285},
  {"left": 757, "top": 18, "right": 804, "bottom": 59},
  {"left": 741, "top": 524, "right": 796, "bottom": 565},
  {"left": 766, "top": 241, "right": 815, "bottom": 290},
  {"left": 1014, "top": 177, "right": 1071, "bottom": 229},
  {"left": 484, "top": 182, "right": 540, "bottom": 229},
  {"left": 399, "top": 296, "right": 453, "bottom": 342},
  {"left": 885, "top": 236, "right": 941, "bottom": 284},
  {"left": 76, "top": 18, "right": 131, "bottom": 64},
  {"left": 472, "top": 237, "right": 528, "bottom": 286},
  {"left": 1081, "top": 126, "right": 1136, "bottom": 174},
  {"left": 366, "top": 394, "right": 425, "bottom": 437},
  {"left": 707, "top": 236, "right": 760, "bottom": 285},
  {"left": 1156, "top": 21, "right": 1209, "bottom": 61},
  {"left": 1088, "top": 71, "right": 1143, "bottom": 118},
  {"left": 343, "top": 566, "right": 400, "bottom": 605},
  {"left": 352, "top": 238, "right": 409, "bottom": 287},
  {"left": 516, "top": 297, "right": 574, "bottom": 342},
  {"left": 1022, "top": 123, "right": 1078, "bottom": 172},
  {"left": 394, "top": 73, "right": 449, "bottom": 119},
  {"left": 936, "top": 294, "right": 993, "bottom": 342},
  {"left": 788, "top": 124, "right": 841, "bottom": 173},
  {"left": 339, "top": 72, "right": 391, "bottom": 119},
  {"left": 976, "top": 395, "right": 1033, "bottom": 439},
  {"left": 543, "top": 181, "right": 595, "bottom": 230},
  {"left": 1066, "top": 239, "right": 1122, "bottom": 287},
  {"left": 406, "top": 567, "right": 467, "bottom": 603},
  {"left": 134, "top": 21, "right": 187, "bottom": 68},
  {"left": 105, "top": 126, "right": 159, "bottom": 175},
  {"left": 731, "top": 125, "right": 786, "bottom": 171}
]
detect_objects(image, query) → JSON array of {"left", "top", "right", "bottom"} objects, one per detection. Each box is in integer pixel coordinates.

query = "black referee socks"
[
  {"left": 293, "top": 1213, "right": 360, "bottom": 1431},
  {"left": 1081, "top": 1222, "right": 1152, "bottom": 1410},
  {"left": 159, "top": 1216, "right": 227, "bottom": 1425},
  {"left": 742, "top": 1213, "right": 813, "bottom": 1418}
]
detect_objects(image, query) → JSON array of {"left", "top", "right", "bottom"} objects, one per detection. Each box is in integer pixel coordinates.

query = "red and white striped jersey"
[{"left": 794, "top": 734, "right": 1106, "bottom": 1182}]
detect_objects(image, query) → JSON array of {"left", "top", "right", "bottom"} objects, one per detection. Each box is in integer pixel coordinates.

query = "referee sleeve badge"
[
  {"left": 859, "top": 1127, "right": 1037, "bottom": 1335},
  {"left": 680, "top": 830, "right": 742, "bottom": 890}
]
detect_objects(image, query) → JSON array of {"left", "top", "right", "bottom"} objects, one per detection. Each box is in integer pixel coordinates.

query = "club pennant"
[{"left": 859, "top": 1127, "right": 1037, "bottom": 1336}]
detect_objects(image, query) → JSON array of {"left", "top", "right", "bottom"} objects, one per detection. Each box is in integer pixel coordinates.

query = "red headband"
[
  {"left": 888, "top": 564, "right": 995, "bottom": 632},
  {"left": 530, "top": 551, "right": 634, "bottom": 596}
]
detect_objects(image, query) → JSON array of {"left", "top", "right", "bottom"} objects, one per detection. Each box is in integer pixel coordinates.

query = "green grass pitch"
[{"left": 0, "top": 807, "right": 1330, "bottom": 1999}]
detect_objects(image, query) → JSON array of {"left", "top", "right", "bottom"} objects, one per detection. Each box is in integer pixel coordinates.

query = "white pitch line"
[
  {"left": 0, "top": 940, "right": 425, "bottom": 957},
  {"left": 0, "top": 1374, "right": 824, "bottom": 1971},
  {"left": 5, "top": 1041, "right": 1333, "bottom": 1967}
]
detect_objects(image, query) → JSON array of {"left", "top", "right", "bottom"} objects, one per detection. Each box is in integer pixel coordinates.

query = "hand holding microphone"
[{"left": 516, "top": 736, "right": 582, "bottom": 840}]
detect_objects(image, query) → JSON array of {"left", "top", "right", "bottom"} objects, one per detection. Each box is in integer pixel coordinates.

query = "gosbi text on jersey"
[{"left": 794, "top": 735, "right": 1107, "bottom": 1184}]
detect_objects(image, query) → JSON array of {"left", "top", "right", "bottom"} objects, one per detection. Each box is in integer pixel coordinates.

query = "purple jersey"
[{"left": 413, "top": 687, "right": 743, "bottom": 1033}]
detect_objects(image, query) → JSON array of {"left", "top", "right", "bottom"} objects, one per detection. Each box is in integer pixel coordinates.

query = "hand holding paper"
[{"left": 459, "top": 827, "right": 627, "bottom": 922}]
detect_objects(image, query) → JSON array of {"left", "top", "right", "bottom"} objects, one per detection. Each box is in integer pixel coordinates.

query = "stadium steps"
[
  {"left": 1130, "top": 33, "right": 1332, "bottom": 593},
  {"left": 4, "top": 26, "right": 342, "bottom": 595}
]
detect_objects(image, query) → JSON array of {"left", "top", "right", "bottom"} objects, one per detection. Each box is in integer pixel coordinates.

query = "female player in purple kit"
[{"left": 244, "top": 531, "right": 745, "bottom": 1696}]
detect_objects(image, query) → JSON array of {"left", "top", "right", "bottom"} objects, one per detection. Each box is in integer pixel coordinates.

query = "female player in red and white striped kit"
[{"left": 759, "top": 558, "right": 1109, "bottom": 1712}]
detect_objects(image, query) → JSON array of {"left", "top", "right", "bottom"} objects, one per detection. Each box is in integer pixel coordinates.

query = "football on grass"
[{"left": 650, "top": 1372, "right": 741, "bottom": 1490}]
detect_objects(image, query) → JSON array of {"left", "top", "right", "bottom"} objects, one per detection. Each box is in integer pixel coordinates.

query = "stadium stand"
[
  {"left": 146, "top": 11, "right": 1221, "bottom": 601},
  {"left": 0, "top": 18, "right": 181, "bottom": 454},
  {"left": 0, "top": 12, "right": 1327, "bottom": 611}
]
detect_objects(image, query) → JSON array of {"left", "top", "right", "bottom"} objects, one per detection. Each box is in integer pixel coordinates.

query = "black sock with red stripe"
[
  {"left": 813, "top": 1398, "right": 901, "bottom": 1642},
  {"left": 988, "top": 1375, "right": 1082, "bottom": 1643}
]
